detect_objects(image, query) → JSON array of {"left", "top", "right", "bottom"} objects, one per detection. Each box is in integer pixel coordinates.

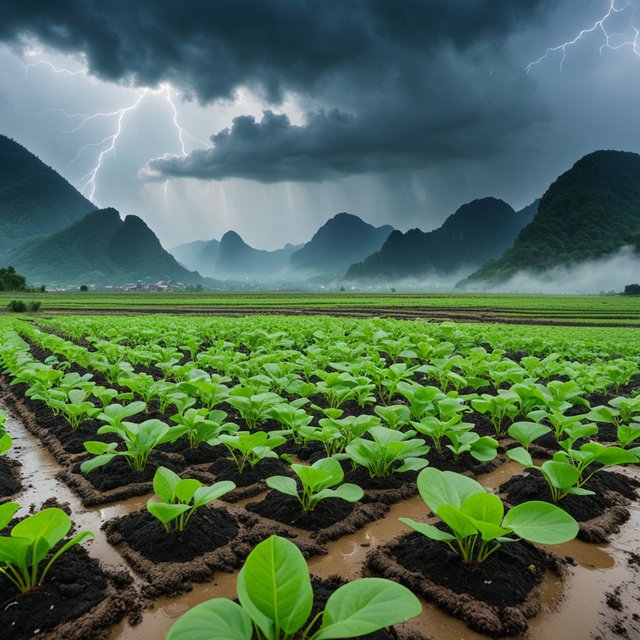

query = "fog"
[{"left": 462, "top": 246, "right": 640, "bottom": 294}]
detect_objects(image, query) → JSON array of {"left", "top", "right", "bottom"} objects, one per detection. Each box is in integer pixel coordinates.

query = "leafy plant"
[
  {"left": 217, "top": 431, "right": 286, "bottom": 475},
  {"left": 400, "top": 468, "right": 578, "bottom": 563},
  {"left": 345, "top": 426, "right": 429, "bottom": 477},
  {"left": 171, "top": 408, "right": 238, "bottom": 448},
  {"left": 471, "top": 391, "right": 520, "bottom": 437},
  {"left": 147, "top": 466, "right": 235, "bottom": 532},
  {"left": 507, "top": 421, "right": 552, "bottom": 449},
  {"left": 166, "top": 535, "right": 421, "bottom": 640},
  {"left": 0, "top": 503, "right": 94, "bottom": 592},
  {"left": 445, "top": 431, "right": 499, "bottom": 463},
  {"left": 81, "top": 419, "right": 188, "bottom": 473},
  {"left": 267, "top": 458, "right": 363, "bottom": 511},
  {"left": 227, "top": 388, "right": 283, "bottom": 429}
]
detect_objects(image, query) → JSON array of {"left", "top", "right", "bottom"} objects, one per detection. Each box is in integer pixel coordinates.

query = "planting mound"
[
  {"left": 108, "top": 506, "right": 239, "bottom": 563},
  {"left": 0, "top": 457, "right": 21, "bottom": 498},
  {"left": 368, "top": 532, "right": 564, "bottom": 636}
]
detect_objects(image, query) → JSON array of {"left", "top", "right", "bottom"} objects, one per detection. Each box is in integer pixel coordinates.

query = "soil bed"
[
  {"left": 500, "top": 469, "right": 638, "bottom": 542},
  {"left": 367, "top": 531, "right": 564, "bottom": 636},
  {"left": 425, "top": 447, "right": 501, "bottom": 475},
  {"left": 0, "top": 545, "right": 141, "bottom": 640},
  {"left": 103, "top": 507, "right": 324, "bottom": 596},
  {"left": 246, "top": 491, "right": 389, "bottom": 544},
  {"left": 0, "top": 456, "right": 21, "bottom": 499}
]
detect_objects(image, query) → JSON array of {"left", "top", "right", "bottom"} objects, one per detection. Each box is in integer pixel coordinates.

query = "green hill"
[
  {"left": 291, "top": 212, "right": 393, "bottom": 276},
  {"left": 0, "top": 134, "right": 96, "bottom": 255},
  {"left": 466, "top": 150, "right": 640, "bottom": 284},
  {"left": 346, "top": 198, "right": 534, "bottom": 281},
  {"left": 8, "top": 208, "right": 202, "bottom": 286}
]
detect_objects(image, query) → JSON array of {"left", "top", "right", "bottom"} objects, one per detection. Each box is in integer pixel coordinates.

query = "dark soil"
[
  {"left": 246, "top": 491, "right": 355, "bottom": 531},
  {"left": 159, "top": 440, "right": 227, "bottom": 465},
  {"left": 392, "top": 531, "right": 547, "bottom": 608},
  {"left": 0, "top": 545, "right": 108, "bottom": 640},
  {"left": 499, "top": 469, "right": 638, "bottom": 522},
  {"left": 308, "top": 576, "right": 409, "bottom": 639},
  {"left": 107, "top": 506, "right": 239, "bottom": 564},
  {"left": 208, "top": 456, "right": 289, "bottom": 487},
  {"left": 73, "top": 450, "right": 180, "bottom": 491},
  {"left": 425, "top": 446, "right": 497, "bottom": 474},
  {"left": 343, "top": 465, "right": 417, "bottom": 491},
  {"left": 0, "top": 457, "right": 21, "bottom": 498}
]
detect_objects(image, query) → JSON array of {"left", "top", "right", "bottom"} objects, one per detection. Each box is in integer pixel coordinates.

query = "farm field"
[
  {"left": 0, "top": 313, "right": 639, "bottom": 640},
  {"left": 2, "top": 291, "right": 640, "bottom": 326}
]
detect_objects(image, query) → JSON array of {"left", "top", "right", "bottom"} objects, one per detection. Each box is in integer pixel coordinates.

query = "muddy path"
[{"left": 3, "top": 397, "right": 640, "bottom": 640}]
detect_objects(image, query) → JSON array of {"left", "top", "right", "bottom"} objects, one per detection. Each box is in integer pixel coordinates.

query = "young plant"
[
  {"left": 171, "top": 408, "right": 238, "bottom": 448},
  {"left": 81, "top": 419, "right": 188, "bottom": 473},
  {"left": 316, "top": 414, "right": 380, "bottom": 454},
  {"left": 147, "top": 466, "right": 236, "bottom": 532},
  {"left": 0, "top": 503, "right": 94, "bottom": 592},
  {"left": 217, "top": 431, "right": 286, "bottom": 474},
  {"left": 97, "top": 401, "right": 147, "bottom": 429},
  {"left": 400, "top": 468, "right": 578, "bottom": 563},
  {"left": 227, "top": 387, "right": 283, "bottom": 429},
  {"left": 507, "top": 444, "right": 638, "bottom": 502},
  {"left": 267, "top": 458, "right": 363, "bottom": 511},
  {"left": 345, "top": 426, "right": 430, "bottom": 478},
  {"left": 507, "top": 421, "right": 552, "bottom": 449},
  {"left": 471, "top": 391, "right": 520, "bottom": 437},
  {"left": 166, "top": 535, "right": 421, "bottom": 640},
  {"left": 268, "top": 404, "right": 314, "bottom": 444},
  {"left": 374, "top": 404, "right": 411, "bottom": 430},
  {"left": 396, "top": 382, "right": 445, "bottom": 420},
  {"left": 445, "top": 431, "right": 499, "bottom": 463}
]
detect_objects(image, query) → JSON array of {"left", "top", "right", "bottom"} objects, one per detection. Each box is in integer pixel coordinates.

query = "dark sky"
[{"left": 0, "top": 0, "right": 639, "bottom": 249}]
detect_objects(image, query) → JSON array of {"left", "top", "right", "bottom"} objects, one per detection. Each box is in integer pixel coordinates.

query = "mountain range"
[{"left": 1, "top": 132, "right": 639, "bottom": 290}]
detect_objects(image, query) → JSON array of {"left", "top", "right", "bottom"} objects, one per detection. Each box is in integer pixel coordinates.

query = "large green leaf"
[
  {"left": 317, "top": 578, "right": 422, "bottom": 639},
  {"left": 13, "top": 508, "right": 70, "bottom": 548},
  {"left": 416, "top": 468, "right": 483, "bottom": 512},
  {"left": 266, "top": 475, "right": 299, "bottom": 498},
  {"left": 192, "top": 481, "right": 236, "bottom": 508},
  {"left": 506, "top": 446, "right": 534, "bottom": 467},
  {"left": 153, "top": 466, "right": 181, "bottom": 501},
  {"left": 166, "top": 598, "right": 253, "bottom": 640},
  {"left": 0, "top": 502, "right": 19, "bottom": 530},
  {"left": 147, "top": 501, "right": 191, "bottom": 525},
  {"left": 315, "top": 483, "right": 363, "bottom": 504},
  {"left": 540, "top": 460, "right": 581, "bottom": 490},
  {"left": 503, "top": 501, "right": 578, "bottom": 544},
  {"left": 236, "top": 535, "right": 313, "bottom": 640},
  {"left": 399, "top": 518, "right": 454, "bottom": 542},
  {"left": 581, "top": 443, "right": 638, "bottom": 466},
  {"left": 508, "top": 422, "right": 551, "bottom": 448},
  {"left": 461, "top": 492, "right": 504, "bottom": 526}
]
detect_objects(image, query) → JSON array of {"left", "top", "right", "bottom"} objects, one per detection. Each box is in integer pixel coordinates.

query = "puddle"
[{"left": 3, "top": 400, "right": 639, "bottom": 640}]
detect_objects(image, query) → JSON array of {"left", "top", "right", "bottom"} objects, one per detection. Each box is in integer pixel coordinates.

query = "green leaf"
[
  {"left": 166, "top": 598, "right": 253, "bottom": 640},
  {"left": 503, "top": 501, "right": 578, "bottom": 544},
  {"left": 540, "top": 460, "right": 581, "bottom": 491},
  {"left": 237, "top": 535, "right": 313, "bottom": 640},
  {"left": 153, "top": 466, "right": 181, "bottom": 502},
  {"left": 315, "top": 483, "right": 364, "bottom": 503},
  {"left": 192, "top": 481, "right": 236, "bottom": 508},
  {"left": 147, "top": 501, "right": 191, "bottom": 525},
  {"left": 266, "top": 475, "right": 299, "bottom": 498},
  {"left": 317, "top": 578, "right": 422, "bottom": 639},
  {"left": 437, "top": 504, "right": 478, "bottom": 539},
  {"left": 462, "top": 492, "right": 504, "bottom": 526},
  {"left": 399, "top": 517, "right": 454, "bottom": 542},
  {"left": 13, "top": 508, "right": 70, "bottom": 549},
  {"left": 0, "top": 502, "right": 19, "bottom": 530},
  {"left": 506, "top": 446, "right": 534, "bottom": 467},
  {"left": 80, "top": 452, "right": 114, "bottom": 473},
  {"left": 508, "top": 422, "right": 551, "bottom": 448},
  {"left": 416, "top": 468, "right": 483, "bottom": 512},
  {"left": 176, "top": 479, "right": 203, "bottom": 504}
]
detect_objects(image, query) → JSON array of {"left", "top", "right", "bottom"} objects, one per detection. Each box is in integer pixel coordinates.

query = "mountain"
[
  {"left": 0, "top": 135, "right": 96, "bottom": 255},
  {"left": 171, "top": 238, "right": 221, "bottom": 275},
  {"left": 7, "top": 208, "right": 202, "bottom": 286},
  {"left": 465, "top": 151, "right": 640, "bottom": 285},
  {"left": 345, "top": 197, "right": 535, "bottom": 281},
  {"left": 290, "top": 213, "right": 393, "bottom": 276},
  {"left": 214, "top": 231, "right": 299, "bottom": 279}
]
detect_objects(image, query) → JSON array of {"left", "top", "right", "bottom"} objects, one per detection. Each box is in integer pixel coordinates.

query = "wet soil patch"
[
  {"left": 0, "top": 456, "right": 21, "bottom": 499},
  {"left": 72, "top": 449, "right": 180, "bottom": 492},
  {"left": 367, "top": 532, "right": 564, "bottom": 636},
  {"left": 104, "top": 508, "right": 324, "bottom": 597},
  {"left": 208, "top": 456, "right": 290, "bottom": 487},
  {"left": 1, "top": 545, "right": 141, "bottom": 640},
  {"left": 106, "top": 506, "right": 239, "bottom": 563},
  {"left": 246, "top": 491, "right": 389, "bottom": 544},
  {"left": 500, "top": 469, "right": 638, "bottom": 542}
]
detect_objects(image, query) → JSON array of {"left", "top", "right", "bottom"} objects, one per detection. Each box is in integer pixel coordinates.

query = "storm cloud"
[{"left": 0, "top": 0, "right": 551, "bottom": 182}]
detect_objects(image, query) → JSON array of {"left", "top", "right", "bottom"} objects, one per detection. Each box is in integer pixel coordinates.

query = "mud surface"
[
  {"left": 107, "top": 506, "right": 240, "bottom": 563},
  {"left": 393, "top": 532, "right": 548, "bottom": 608},
  {"left": 1, "top": 545, "right": 108, "bottom": 640},
  {"left": 0, "top": 456, "right": 21, "bottom": 498},
  {"left": 500, "top": 469, "right": 638, "bottom": 521},
  {"left": 246, "top": 491, "right": 355, "bottom": 530}
]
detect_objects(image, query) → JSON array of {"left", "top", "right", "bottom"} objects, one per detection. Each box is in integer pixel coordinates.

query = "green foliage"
[
  {"left": 166, "top": 535, "right": 421, "bottom": 640},
  {"left": 147, "top": 466, "right": 235, "bottom": 532},
  {"left": 217, "top": 431, "right": 285, "bottom": 474},
  {"left": 401, "top": 468, "right": 578, "bottom": 563},
  {"left": 0, "top": 504, "right": 94, "bottom": 592},
  {"left": 267, "top": 458, "right": 363, "bottom": 511}
]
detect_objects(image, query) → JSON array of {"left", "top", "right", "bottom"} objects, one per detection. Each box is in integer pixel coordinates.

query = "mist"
[{"left": 462, "top": 246, "right": 640, "bottom": 294}]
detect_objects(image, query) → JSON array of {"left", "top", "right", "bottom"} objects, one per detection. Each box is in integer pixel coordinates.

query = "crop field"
[
  {"left": 0, "top": 313, "right": 639, "bottom": 639},
  {"left": 2, "top": 291, "right": 640, "bottom": 326}
]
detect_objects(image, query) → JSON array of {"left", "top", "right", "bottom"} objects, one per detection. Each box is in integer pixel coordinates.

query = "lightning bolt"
[
  {"left": 527, "top": 0, "right": 640, "bottom": 72},
  {"left": 27, "top": 57, "right": 205, "bottom": 205}
]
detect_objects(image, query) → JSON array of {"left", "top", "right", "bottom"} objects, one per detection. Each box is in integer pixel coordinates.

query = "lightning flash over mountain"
[{"left": 527, "top": 0, "right": 640, "bottom": 72}]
